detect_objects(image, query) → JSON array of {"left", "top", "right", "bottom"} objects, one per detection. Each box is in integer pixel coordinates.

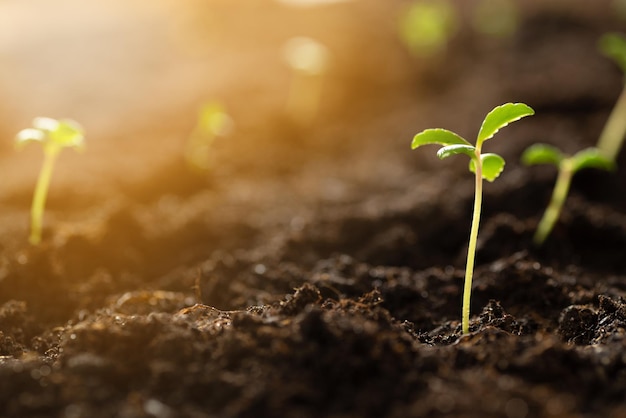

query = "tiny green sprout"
[
  {"left": 283, "top": 36, "right": 330, "bottom": 125},
  {"left": 471, "top": 0, "right": 518, "bottom": 38},
  {"left": 15, "top": 117, "right": 85, "bottom": 245},
  {"left": 398, "top": 0, "right": 457, "bottom": 57},
  {"left": 597, "top": 32, "right": 626, "bottom": 161},
  {"left": 412, "top": 103, "right": 534, "bottom": 334},
  {"left": 184, "top": 102, "right": 233, "bottom": 172},
  {"left": 521, "top": 145, "right": 614, "bottom": 246}
]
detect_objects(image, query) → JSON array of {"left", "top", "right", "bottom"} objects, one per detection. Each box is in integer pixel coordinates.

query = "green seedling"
[
  {"left": 412, "top": 103, "right": 534, "bottom": 334},
  {"left": 471, "top": 0, "right": 518, "bottom": 38},
  {"left": 15, "top": 117, "right": 85, "bottom": 245},
  {"left": 398, "top": 0, "right": 457, "bottom": 57},
  {"left": 184, "top": 102, "right": 233, "bottom": 172},
  {"left": 521, "top": 145, "right": 614, "bottom": 246},
  {"left": 597, "top": 33, "right": 626, "bottom": 161},
  {"left": 283, "top": 36, "right": 330, "bottom": 125}
]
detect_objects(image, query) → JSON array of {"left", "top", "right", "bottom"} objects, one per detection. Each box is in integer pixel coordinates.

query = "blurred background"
[{"left": 0, "top": 0, "right": 624, "bottom": 208}]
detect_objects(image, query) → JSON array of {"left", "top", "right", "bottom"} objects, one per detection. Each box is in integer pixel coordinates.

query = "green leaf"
[
  {"left": 411, "top": 128, "right": 471, "bottom": 150},
  {"left": 15, "top": 117, "right": 85, "bottom": 153},
  {"left": 476, "top": 103, "right": 534, "bottom": 146},
  {"left": 599, "top": 33, "right": 626, "bottom": 75},
  {"left": 15, "top": 128, "right": 45, "bottom": 147},
  {"left": 570, "top": 147, "right": 615, "bottom": 172},
  {"left": 32, "top": 117, "right": 61, "bottom": 132},
  {"left": 521, "top": 143, "right": 564, "bottom": 166},
  {"left": 436, "top": 144, "right": 476, "bottom": 159},
  {"left": 469, "top": 153, "right": 505, "bottom": 182},
  {"left": 48, "top": 119, "right": 85, "bottom": 149}
]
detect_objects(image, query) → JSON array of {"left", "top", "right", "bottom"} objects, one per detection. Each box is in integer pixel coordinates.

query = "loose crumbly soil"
[{"left": 1, "top": 1, "right": 626, "bottom": 417}]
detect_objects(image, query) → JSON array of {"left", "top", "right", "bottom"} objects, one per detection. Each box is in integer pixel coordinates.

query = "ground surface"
[{"left": 1, "top": 1, "right": 626, "bottom": 417}]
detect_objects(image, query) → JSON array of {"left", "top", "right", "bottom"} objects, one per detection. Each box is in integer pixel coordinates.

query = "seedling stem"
[
  {"left": 30, "top": 150, "right": 58, "bottom": 245},
  {"left": 597, "top": 32, "right": 626, "bottom": 161},
  {"left": 533, "top": 159, "right": 573, "bottom": 246},
  {"left": 464, "top": 148, "right": 482, "bottom": 334},
  {"left": 596, "top": 87, "right": 626, "bottom": 161},
  {"left": 15, "top": 117, "right": 85, "bottom": 245}
]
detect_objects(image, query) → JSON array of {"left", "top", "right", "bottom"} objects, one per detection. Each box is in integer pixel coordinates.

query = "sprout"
[
  {"left": 398, "top": 0, "right": 457, "bottom": 57},
  {"left": 184, "top": 102, "right": 234, "bottom": 172},
  {"left": 520, "top": 32, "right": 626, "bottom": 246},
  {"left": 597, "top": 33, "right": 626, "bottom": 161},
  {"left": 412, "top": 103, "right": 534, "bottom": 334},
  {"left": 283, "top": 36, "right": 330, "bottom": 125},
  {"left": 521, "top": 145, "right": 614, "bottom": 246},
  {"left": 15, "top": 117, "right": 85, "bottom": 245},
  {"left": 471, "top": 0, "right": 518, "bottom": 38}
]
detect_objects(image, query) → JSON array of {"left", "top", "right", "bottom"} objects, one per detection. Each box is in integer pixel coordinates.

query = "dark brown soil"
[{"left": 2, "top": 1, "right": 626, "bottom": 417}]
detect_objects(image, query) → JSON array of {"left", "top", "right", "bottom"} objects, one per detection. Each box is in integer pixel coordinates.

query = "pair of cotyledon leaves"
[
  {"left": 16, "top": 117, "right": 85, "bottom": 155},
  {"left": 521, "top": 144, "right": 614, "bottom": 173},
  {"left": 411, "top": 102, "right": 535, "bottom": 181}
]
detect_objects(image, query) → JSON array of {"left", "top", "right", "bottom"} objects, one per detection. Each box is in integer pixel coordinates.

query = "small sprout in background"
[
  {"left": 15, "top": 117, "right": 85, "bottom": 245},
  {"left": 184, "top": 102, "right": 234, "bottom": 172},
  {"left": 412, "top": 103, "right": 534, "bottom": 334},
  {"left": 398, "top": 0, "right": 457, "bottom": 57},
  {"left": 521, "top": 145, "right": 614, "bottom": 246},
  {"left": 524, "top": 32, "right": 626, "bottom": 246},
  {"left": 597, "top": 33, "right": 626, "bottom": 162},
  {"left": 471, "top": 0, "right": 518, "bottom": 38},
  {"left": 283, "top": 36, "right": 331, "bottom": 125}
]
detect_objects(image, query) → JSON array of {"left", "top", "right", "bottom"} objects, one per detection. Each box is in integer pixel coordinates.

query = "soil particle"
[{"left": 558, "top": 304, "right": 599, "bottom": 344}]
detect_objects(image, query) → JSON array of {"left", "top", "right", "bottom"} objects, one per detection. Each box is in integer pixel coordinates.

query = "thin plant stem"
[
  {"left": 30, "top": 150, "right": 58, "bottom": 245},
  {"left": 463, "top": 152, "right": 483, "bottom": 334},
  {"left": 533, "top": 161, "right": 574, "bottom": 246},
  {"left": 597, "top": 85, "right": 626, "bottom": 161}
]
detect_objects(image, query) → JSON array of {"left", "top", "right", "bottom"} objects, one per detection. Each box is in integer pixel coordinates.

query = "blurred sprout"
[
  {"left": 16, "top": 117, "right": 85, "bottom": 245},
  {"left": 522, "top": 145, "right": 614, "bottom": 246},
  {"left": 398, "top": 0, "right": 457, "bottom": 57},
  {"left": 283, "top": 37, "right": 331, "bottom": 125},
  {"left": 16, "top": 117, "right": 84, "bottom": 154},
  {"left": 184, "top": 102, "right": 233, "bottom": 172},
  {"left": 597, "top": 33, "right": 626, "bottom": 161},
  {"left": 472, "top": 0, "right": 518, "bottom": 37}
]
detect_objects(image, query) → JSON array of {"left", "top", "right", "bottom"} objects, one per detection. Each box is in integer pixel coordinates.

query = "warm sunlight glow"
[{"left": 276, "top": 0, "right": 354, "bottom": 6}]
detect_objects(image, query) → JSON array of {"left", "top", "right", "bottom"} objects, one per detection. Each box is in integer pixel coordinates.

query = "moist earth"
[{"left": 1, "top": 1, "right": 626, "bottom": 417}]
